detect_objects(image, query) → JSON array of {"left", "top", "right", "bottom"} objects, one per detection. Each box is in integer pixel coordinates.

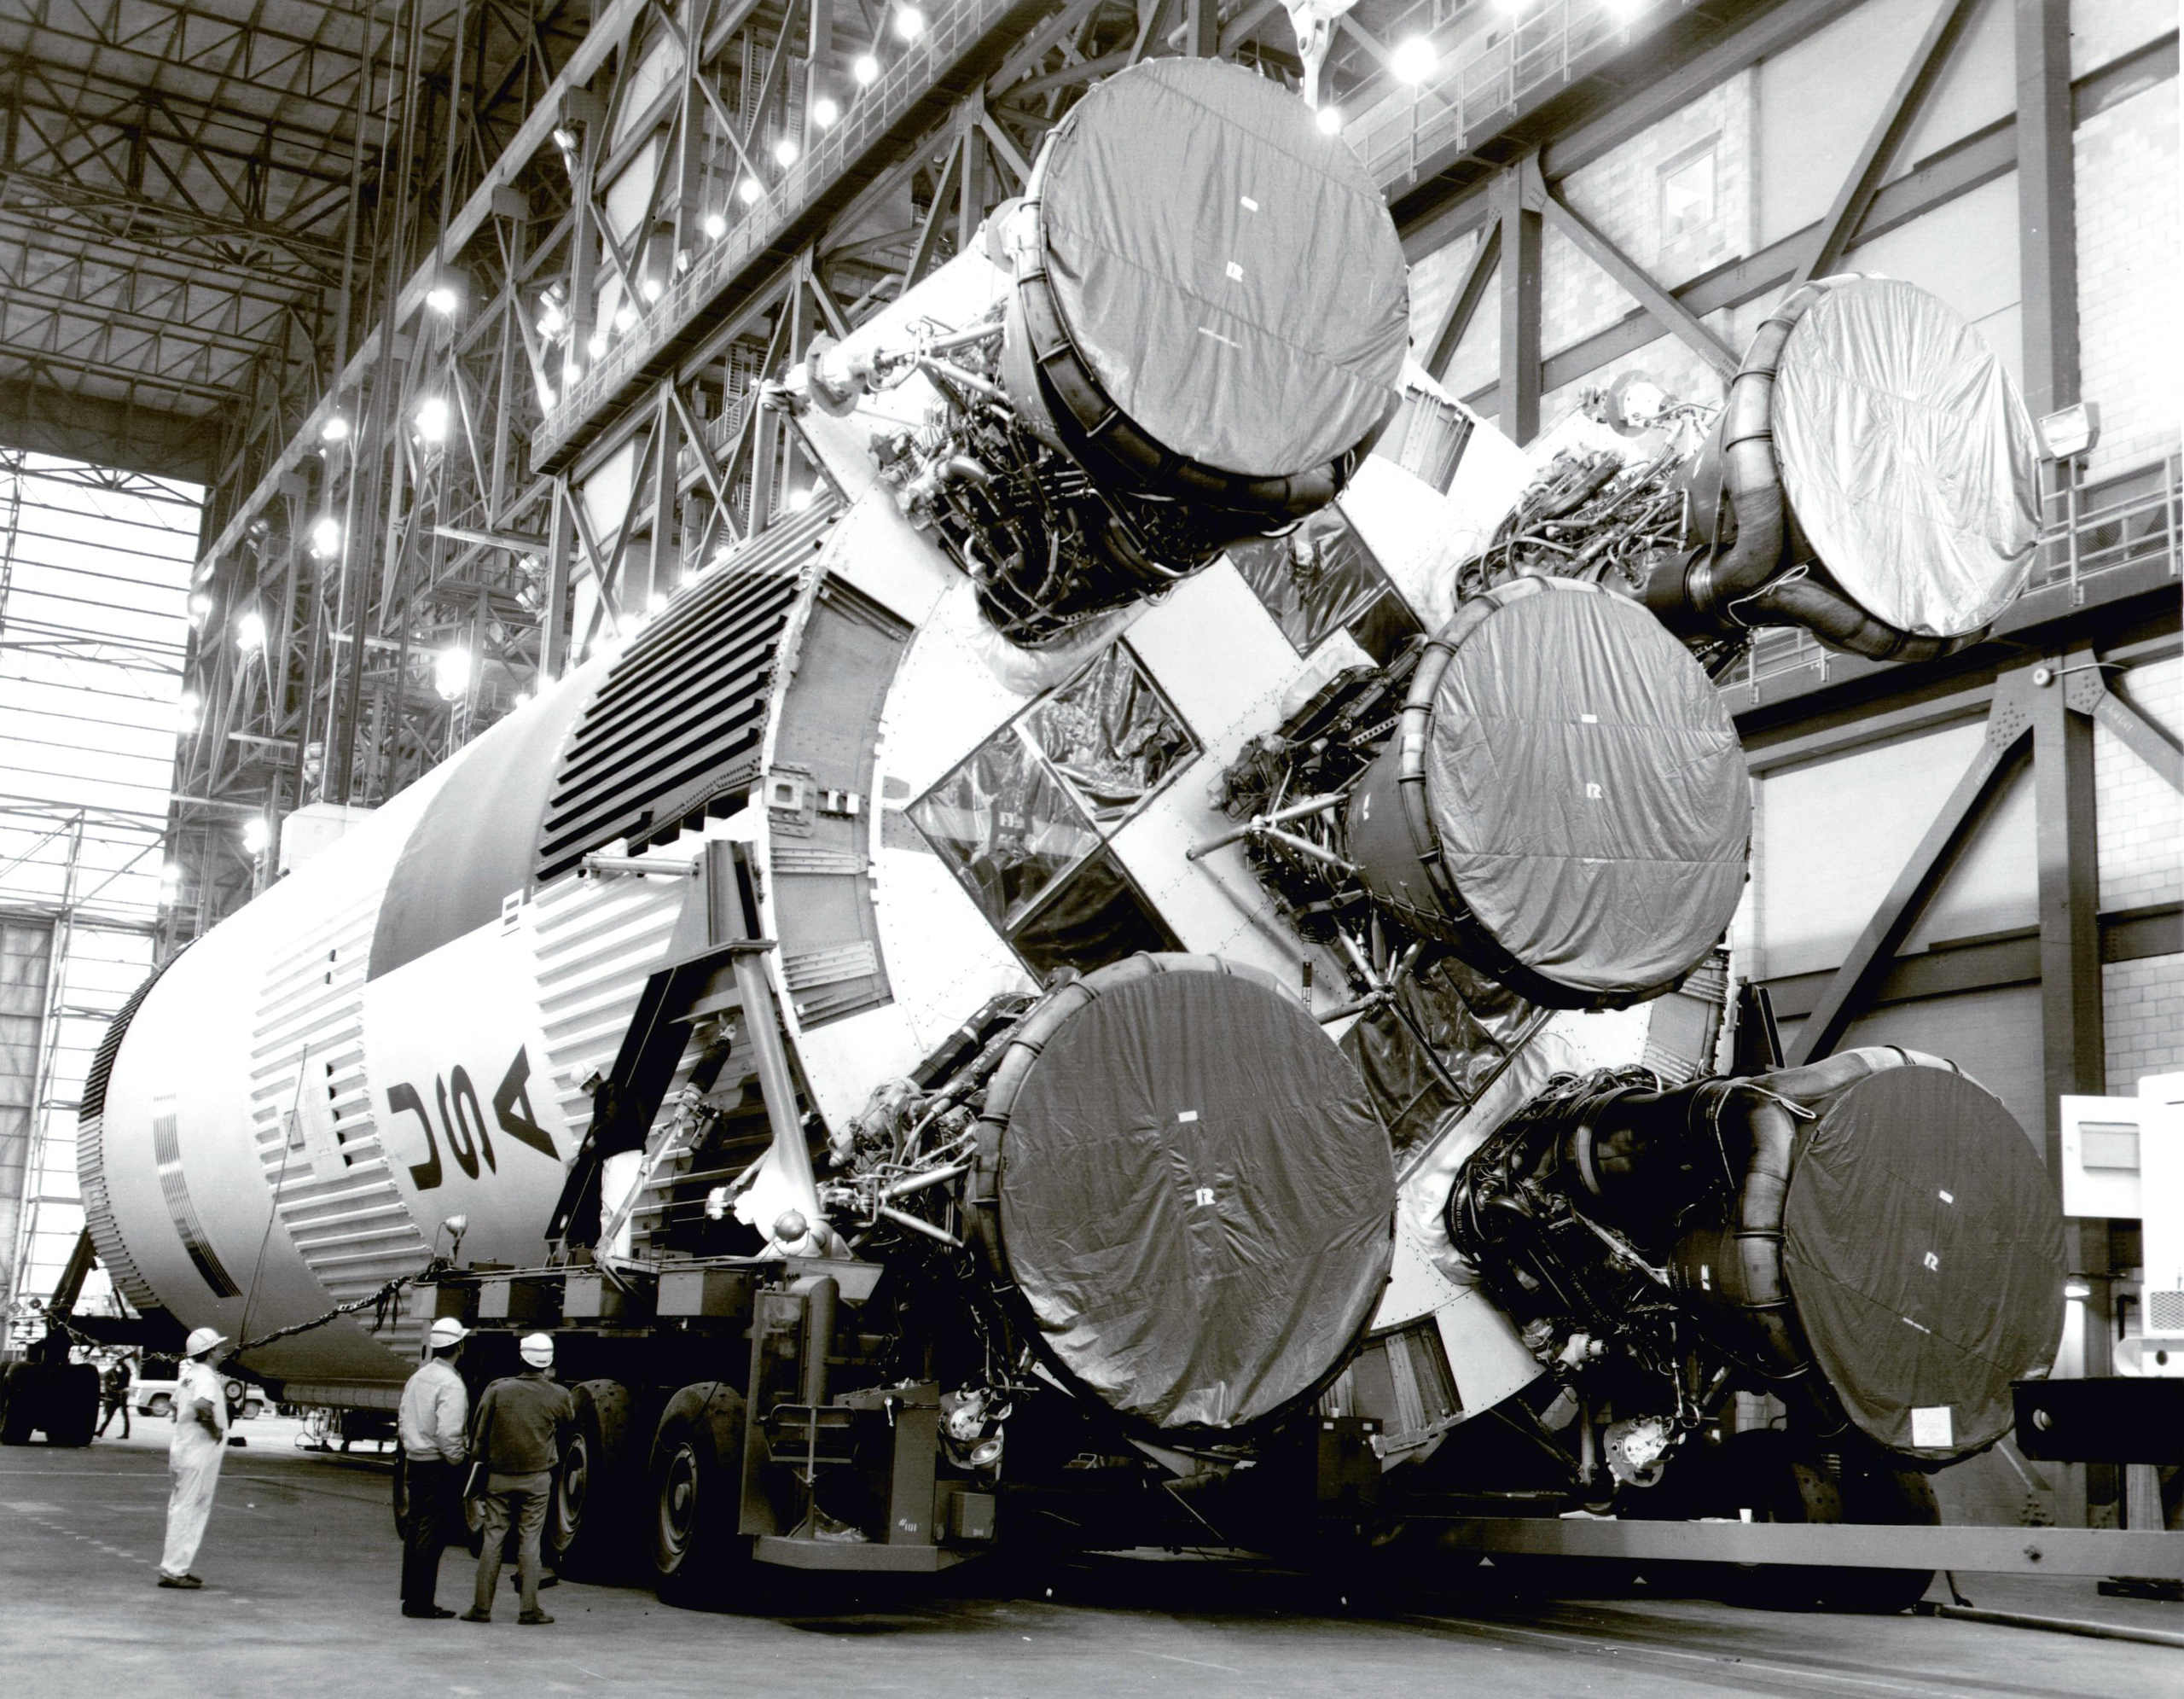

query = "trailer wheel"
[
  {"left": 1706, "top": 1429, "right": 1938, "bottom": 1614},
  {"left": 0, "top": 1365, "right": 34, "bottom": 1446},
  {"left": 552, "top": 1379, "right": 639, "bottom": 1580},
  {"left": 44, "top": 1363, "right": 99, "bottom": 1447},
  {"left": 648, "top": 1382, "right": 751, "bottom": 1606}
]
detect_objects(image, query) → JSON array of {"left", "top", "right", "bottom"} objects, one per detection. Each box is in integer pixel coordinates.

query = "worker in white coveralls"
[{"left": 155, "top": 1326, "right": 230, "bottom": 1589}]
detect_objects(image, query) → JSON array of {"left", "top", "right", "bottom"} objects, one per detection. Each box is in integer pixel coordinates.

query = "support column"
[
  {"left": 2037, "top": 657, "right": 2110, "bottom": 1386},
  {"left": 1494, "top": 162, "right": 1542, "bottom": 445},
  {"left": 2015, "top": 0, "right": 2079, "bottom": 421}
]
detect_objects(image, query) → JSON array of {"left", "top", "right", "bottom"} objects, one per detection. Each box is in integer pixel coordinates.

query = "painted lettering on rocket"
[{"left": 393, "top": 1046, "right": 559, "bottom": 1190}]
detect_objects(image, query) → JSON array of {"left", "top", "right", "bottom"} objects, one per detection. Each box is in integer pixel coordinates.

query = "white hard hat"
[
  {"left": 518, "top": 1333, "right": 555, "bottom": 1368},
  {"left": 427, "top": 1317, "right": 468, "bottom": 1348},
  {"left": 183, "top": 1325, "right": 226, "bottom": 1359}
]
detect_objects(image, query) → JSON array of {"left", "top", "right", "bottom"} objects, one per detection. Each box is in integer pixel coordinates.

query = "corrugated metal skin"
[
  {"left": 528, "top": 855, "right": 690, "bottom": 1146},
  {"left": 76, "top": 946, "right": 175, "bottom": 1314},
  {"left": 534, "top": 505, "right": 836, "bottom": 881},
  {"left": 247, "top": 888, "right": 429, "bottom": 1355}
]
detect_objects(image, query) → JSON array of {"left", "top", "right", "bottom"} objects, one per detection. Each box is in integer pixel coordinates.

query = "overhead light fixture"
[
  {"left": 1392, "top": 37, "right": 1438, "bottom": 84},
  {"left": 563, "top": 358, "right": 584, "bottom": 383},
  {"left": 786, "top": 486, "right": 815, "bottom": 512},
  {"left": 160, "top": 858, "right": 183, "bottom": 888},
  {"left": 426, "top": 285, "right": 458, "bottom": 316},
  {"left": 177, "top": 690, "right": 201, "bottom": 733},
  {"left": 894, "top": 4, "right": 924, "bottom": 39},
  {"left": 811, "top": 96, "right": 839, "bottom": 128},
  {"left": 774, "top": 137, "right": 799, "bottom": 168},
  {"left": 2037, "top": 402, "right": 2100, "bottom": 461},
  {"left": 320, "top": 414, "right": 351, "bottom": 444},
  {"left": 188, "top": 592, "right": 212, "bottom": 625},
  {"left": 241, "top": 816, "right": 270, "bottom": 856},
  {"left": 641, "top": 275, "right": 664, "bottom": 303},
  {"left": 703, "top": 210, "right": 728, "bottom": 239},
  {"left": 414, "top": 395, "right": 450, "bottom": 442},
  {"left": 433, "top": 644, "right": 473, "bottom": 702},
  {"left": 587, "top": 332, "right": 608, "bottom": 358},
  {"left": 537, "top": 303, "right": 566, "bottom": 337},
  {"left": 552, "top": 124, "right": 579, "bottom": 153},
  {"left": 853, "top": 53, "right": 880, "bottom": 84},
  {"left": 235, "top": 609, "right": 267, "bottom": 653},
  {"left": 614, "top": 303, "right": 639, "bottom": 333},
  {"left": 648, "top": 591, "right": 669, "bottom": 616},
  {"left": 1316, "top": 105, "right": 1342, "bottom": 135},
  {"left": 739, "top": 177, "right": 763, "bottom": 206},
  {"left": 310, "top": 515, "right": 342, "bottom": 558}
]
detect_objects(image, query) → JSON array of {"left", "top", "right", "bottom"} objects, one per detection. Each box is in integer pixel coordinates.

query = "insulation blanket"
[
  {"left": 1773, "top": 276, "right": 2039, "bottom": 637},
  {"left": 1782, "top": 1065, "right": 2065, "bottom": 1462},
  {"left": 996, "top": 966, "right": 1395, "bottom": 1431},
  {"left": 1037, "top": 57, "right": 1407, "bottom": 478},
  {"left": 1423, "top": 585, "right": 1750, "bottom": 998}
]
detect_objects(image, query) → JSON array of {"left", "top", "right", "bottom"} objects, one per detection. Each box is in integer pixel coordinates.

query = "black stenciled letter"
[{"left": 390, "top": 1081, "right": 442, "bottom": 1190}]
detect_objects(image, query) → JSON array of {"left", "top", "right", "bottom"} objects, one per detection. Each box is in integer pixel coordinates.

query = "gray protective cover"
[
  {"left": 996, "top": 965, "right": 1394, "bottom": 1431},
  {"left": 1038, "top": 58, "right": 1407, "bottom": 478},
  {"left": 1774, "top": 276, "right": 2039, "bottom": 637},
  {"left": 1425, "top": 585, "right": 1750, "bottom": 998},
  {"left": 1783, "top": 1065, "right": 2065, "bottom": 1460}
]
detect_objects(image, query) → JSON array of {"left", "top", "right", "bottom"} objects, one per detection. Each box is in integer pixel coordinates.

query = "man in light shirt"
[
  {"left": 398, "top": 1316, "right": 471, "bottom": 1619},
  {"left": 155, "top": 1326, "right": 229, "bottom": 1589}
]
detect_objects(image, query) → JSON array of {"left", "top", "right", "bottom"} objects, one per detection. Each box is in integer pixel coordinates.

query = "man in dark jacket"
[
  {"left": 96, "top": 1355, "right": 131, "bottom": 1438},
  {"left": 462, "top": 1333, "right": 574, "bottom": 1626}
]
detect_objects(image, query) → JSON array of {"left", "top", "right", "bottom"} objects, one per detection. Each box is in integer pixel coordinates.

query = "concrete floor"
[{"left": 3, "top": 1418, "right": 2177, "bottom": 1699}]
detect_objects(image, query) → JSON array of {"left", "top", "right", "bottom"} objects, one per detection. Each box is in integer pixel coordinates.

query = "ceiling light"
[
  {"left": 648, "top": 592, "right": 668, "bottom": 616},
  {"left": 188, "top": 592, "right": 212, "bottom": 625},
  {"left": 160, "top": 858, "right": 183, "bottom": 888},
  {"left": 774, "top": 137, "right": 799, "bottom": 168},
  {"left": 433, "top": 644, "right": 473, "bottom": 702},
  {"left": 894, "top": 5, "right": 924, "bottom": 39},
  {"left": 853, "top": 53, "right": 879, "bottom": 84},
  {"left": 310, "top": 515, "right": 341, "bottom": 557},
  {"left": 425, "top": 283, "right": 460, "bottom": 316},
  {"left": 786, "top": 486, "right": 815, "bottom": 512},
  {"left": 320, "top": 414, "right": 351, "bottom": 444},
  {"left": 614, "top": 303, "right": 639, "bottom": 333},
  {"left": 811, "top": 96, "right": 839, "bottom": 128},
  {"left": 414, "top": 395, "right": 450, "bottom": 442},
  {"left": 739, "top": 177, "right": 762, "bottom": 205},
  {"left": 235, "top": 610, "right": 266, "bottom": 653},
  {"left": 1316, "top": 105, "right": 1342, "bottom": 135},
  {"left": 587, "top": 333, "right": 608, "bottom": 358},
  {"left": 177, "top": 690, "right": 201, "bottom": 732},
  {"left": 641, "top": 275, "right": 664, "bottom": 303},
  {"left": 551, "top": 124, "right": 579, "bottom": 152},
  {"left": 703, "top": 211, "right": 727, "bottom": 239},
  {"left": 241, "top": 816, "right": 270, "bottom": 856},
  {"left": 1392, "top": 37, "right": 1438, "bottom": 84}
]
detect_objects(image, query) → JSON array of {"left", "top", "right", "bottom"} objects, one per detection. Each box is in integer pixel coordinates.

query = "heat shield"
[
  {"left": 1037, "top": 57, "right": 1407, "bottom": 478},
  {"left": 995, "top": 959, "right": 1394, "bottom": 1431},
  {"left": 1420, "top": 585, "right": 1750, "bottom": 1000},
  {"left": 1773, "top": 276, "right": 2040, "bottom": 637},
  {"left": 1783, "top": 1064, "right": 2065, "bottom": 1462}
]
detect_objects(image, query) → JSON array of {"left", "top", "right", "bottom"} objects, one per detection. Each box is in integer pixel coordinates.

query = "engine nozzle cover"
[
  {"left": 1781, "top": 1062, "right": 2065, "bottom": 1463},
  {"left": 1007, "top": 57, "right": 1407, "bottom": 513},
  {"left": 977, "top": 955, "right": 1395, "bottom": 1433},
  {"left": 1345, "top": 577, "right": 1751, "bottom": 1008}
]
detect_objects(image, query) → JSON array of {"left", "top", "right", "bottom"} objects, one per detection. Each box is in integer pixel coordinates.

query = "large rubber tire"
[
  {"left": 648, "top": 1382, "right": 752, "bottom": 1607},
  {"left": 44, "top": 1363, "right": 99, "bottom": 1447},
  {"left": 551, "top": 1379, "right": 641, "bottom": 1580},
  {"left": 1708, "top": 1429, "right": 1939, "bottom": 1614},
  {"left": 148, "top": 1394, "right": 173, "bottom": 1418},
  {"left": 0, "top": 1365, "right": 34, "bottom": 1446}
]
